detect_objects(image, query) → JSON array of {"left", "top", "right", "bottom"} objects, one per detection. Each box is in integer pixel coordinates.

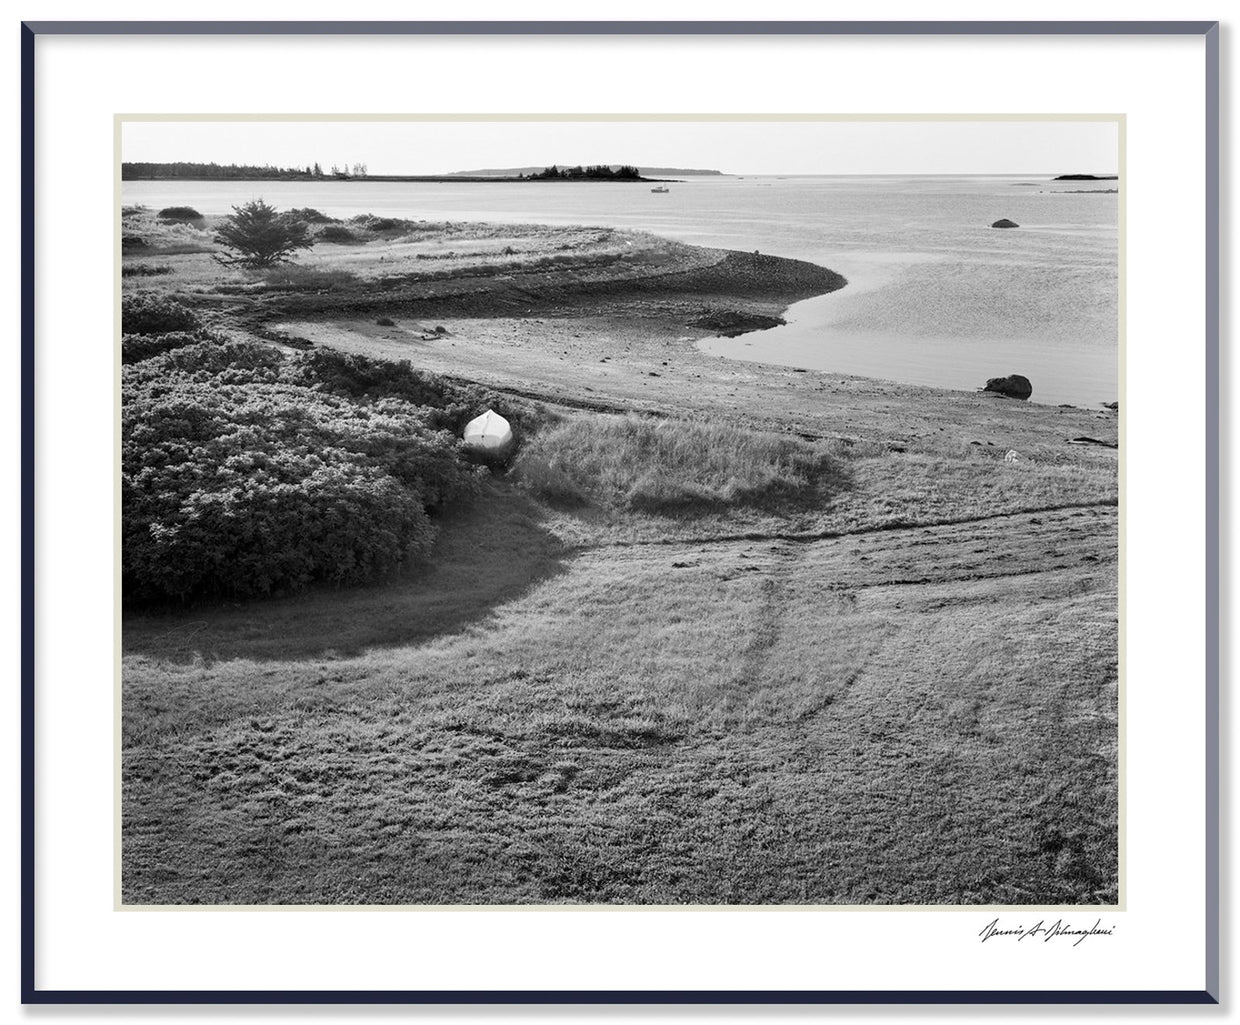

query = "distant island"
[
  {"left": 123, "top": 161, "right": 352, "bottom": 181},
  {"left": 523, "top": 164, "right": 643, "bottom": 181},
  {"left": 446, "top": 165, "right": 724, "bottom": 177},
  {"left": 121, "top": 161, "right": 688, "bottom": 183},
  {"left": 1053, "top": 174, "right": 1119, "bottom": 181}
]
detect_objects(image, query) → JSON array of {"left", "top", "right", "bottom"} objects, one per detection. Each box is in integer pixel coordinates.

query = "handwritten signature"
[{"left": 978, "top": 918, "right": 1115, "bottom": 947}]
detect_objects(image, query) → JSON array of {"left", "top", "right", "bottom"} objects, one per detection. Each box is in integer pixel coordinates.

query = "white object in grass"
[
  {"left": 1004, "top": 449, "right": 1021, "bottom": 464},
  {"left": 463, "top": 409, "right": 513, "bottom": 451}
]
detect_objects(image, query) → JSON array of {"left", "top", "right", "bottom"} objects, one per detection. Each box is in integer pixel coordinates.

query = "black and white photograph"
[{"left": 118, "top": 117, "right": 1121, "bottom": 908}]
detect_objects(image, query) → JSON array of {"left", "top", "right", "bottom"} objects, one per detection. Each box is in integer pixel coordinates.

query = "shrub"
[
  {"left": 122, "top": 235, "right": 149, "bottom": 251},
  {"left": 257, "top": 265, "right": 357, "bottom": 290},
  {"left": 287, "top": 207, "right": 335, "bottom": 224},
  {"left": 350, "top": 214, "right": 410, "bottom": 233},
  {"left": 121, "top": 292, "right": 200, "bottom": 335},
  {"left": 290, "top": 348, "right": 504, "bottom": 433},
  {"left": 122, "top": 349, "right": 483, "bottom": 602},
  {"left": 121, "top": 264, "right": 173, "bottom": 278},
  {"left": 121, "top": 330, "right": 219, "bottom": 364},
  {"left": 318, "top": 224, "right": 362, "bottom": 244},
  {"left": 124, "top": 338, "right": 285, "bottom": 385},
  {"left": 214, "top": 199, "right": 315, "bottom": 268},
  {"left": 158, "top": 206, "right": 203, "bottom": 222},
  {"left": 514, "top": 414, "right": 841, "bottom": 515}
]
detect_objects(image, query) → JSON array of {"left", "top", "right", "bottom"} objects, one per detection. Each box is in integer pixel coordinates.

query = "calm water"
[{"left": 123, "top": 176, "right": 1119, "bottom": 407}]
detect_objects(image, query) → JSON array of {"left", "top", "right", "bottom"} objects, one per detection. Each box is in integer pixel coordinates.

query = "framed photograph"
[{"left": 21, "top": 18, "right": 1220, "bottom": 1004}]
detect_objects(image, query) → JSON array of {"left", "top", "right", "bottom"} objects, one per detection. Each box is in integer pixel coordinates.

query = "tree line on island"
[
  {"left": 521, "top": 164, "right": 642, "bottom": 181},
  {"left": 122, "top": 161, "right": 367, "bottom": 181},
  {"left": 122, "top": 161, "right": 655, "bottom": 182}
]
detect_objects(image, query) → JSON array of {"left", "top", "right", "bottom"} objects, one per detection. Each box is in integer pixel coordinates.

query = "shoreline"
[
  {"left": 121, "top": 207, "right": 1117, "bottom": 442},
  {"left": 230, "top": 245, "right": 847, "bottom": 325}
]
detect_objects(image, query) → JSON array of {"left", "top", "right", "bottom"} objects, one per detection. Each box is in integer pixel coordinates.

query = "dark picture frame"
[{"left": 20, "top": 18, "right": 1220, "bottom": 1005}]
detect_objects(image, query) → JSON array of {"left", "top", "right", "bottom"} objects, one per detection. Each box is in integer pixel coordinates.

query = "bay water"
[{"left": 122, "top": 175, "right": 1118, "bottom": 408}]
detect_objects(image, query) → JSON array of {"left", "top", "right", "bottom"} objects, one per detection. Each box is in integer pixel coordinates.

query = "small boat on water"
[{"left": 650, "top": 185, "right": 669, "bottom": 193}]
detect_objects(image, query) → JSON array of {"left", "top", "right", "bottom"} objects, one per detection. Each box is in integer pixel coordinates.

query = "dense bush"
[
  {"left": 287, "top": 207, "right": 335, "bottom": 224},
  {"left": 366, "top": 217, "right": 408, "bottom": 232},
  {"left": 125, "top": 339, "right": 285, "bottom": 383},
  {"left": 122, "top": 330, "right": 219, "bottom": 364},
  {"left": 158, "top": 206, "right": 203, "bottom": 222},
  {"left": 121, "top": 292, "right": 201, "bottom": 335},
  {"left": 290, "top": 348, "right": 509, "bottom": 433},
  {"left": 317, "top": 224, "right": 362, "bottom": 244},
  {"left": 349, "top": 215, "right": 411, "bottom": 233},
  {"left": 121, "top": 264, "right": 173, "bottom": 278},
  {"left": 123, "top": 342, "right": 486, "bottom": 603}
]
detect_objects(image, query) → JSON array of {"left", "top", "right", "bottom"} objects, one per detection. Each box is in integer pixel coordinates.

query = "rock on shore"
[
  {"left": 984, "top": 374, "right": 1033, "bottom": 400},
  {"left": 690, "top": 310, "right": 785, "bottom": 337}
]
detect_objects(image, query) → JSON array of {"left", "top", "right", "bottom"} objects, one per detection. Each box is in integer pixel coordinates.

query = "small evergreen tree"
[{"left": 213, "top": 199, "right": 314, "bottom": 268}]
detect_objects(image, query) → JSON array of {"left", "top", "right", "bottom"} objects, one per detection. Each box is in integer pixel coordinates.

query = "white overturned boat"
[{"left": 463, "top": 408, "right": 513, "bottom": 452}]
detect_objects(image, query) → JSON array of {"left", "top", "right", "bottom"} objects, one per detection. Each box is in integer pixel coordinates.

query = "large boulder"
[
  {"left": 984, "top": 374, "right": 1033, "bottom": 400},
  {"left": 990, "top": 218, "right": 1020, "bottom": 229}
]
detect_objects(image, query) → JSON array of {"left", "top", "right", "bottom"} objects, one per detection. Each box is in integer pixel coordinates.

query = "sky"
[{"left": 121, "top": 119, "right": 1119, "bottom": 176}]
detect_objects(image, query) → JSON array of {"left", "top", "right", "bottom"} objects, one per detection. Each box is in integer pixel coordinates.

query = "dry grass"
[
  {"left": 122, "top": 207, "right": 216, "bottom": 255},
  {"left": 513, "top": 414, "right": 847, "bottom": 515},
  {"left": 255, "top": 265, "right": 359, "bottom": 290}
]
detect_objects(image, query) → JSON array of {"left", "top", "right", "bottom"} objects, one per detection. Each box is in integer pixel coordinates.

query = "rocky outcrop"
[
  {"left": 990, "top": 218, "right": 1020, "bottom": 229},
  {"left": 983, "top": 374, "right": 1033, "bottom": 400},
  {"left": 689, "top": 310, "right": 785, "bottom": 337}
]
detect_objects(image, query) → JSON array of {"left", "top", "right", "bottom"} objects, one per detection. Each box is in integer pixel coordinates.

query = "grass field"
[{"left": 121, "top": 214, "right": 1119, "bottom": 905}]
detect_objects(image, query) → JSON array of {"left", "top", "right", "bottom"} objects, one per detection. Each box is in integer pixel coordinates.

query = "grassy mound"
[{"left": 515, "top": 414, "right": 842, "bottom": 515}]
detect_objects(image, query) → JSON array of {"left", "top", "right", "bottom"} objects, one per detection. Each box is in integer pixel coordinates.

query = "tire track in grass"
[
  {"left": 725, "top": 543, "right": 799, "bottom": 707},
  {"left": 578, "top": 500, "right": 1117, "bottom": 551}
]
